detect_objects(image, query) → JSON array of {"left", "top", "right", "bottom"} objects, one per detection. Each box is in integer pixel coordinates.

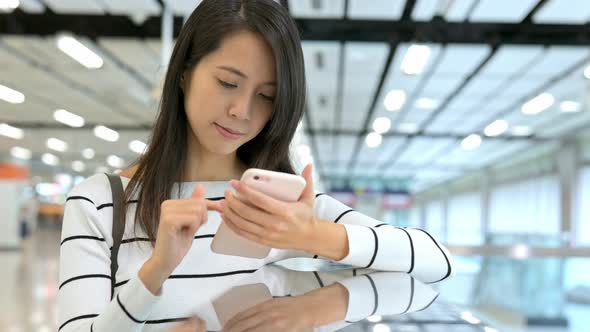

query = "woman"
[{"left": 58, "top": 0, "right": 454, "bottom": 331}]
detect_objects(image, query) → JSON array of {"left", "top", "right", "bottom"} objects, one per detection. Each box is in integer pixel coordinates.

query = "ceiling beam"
[
  {"left": 522, "top": 0, "right": 550, "bottom": 23},
  {"left": 375, "top": 45, "right": 499, "bottom": 169},
  {"left": 0, "top": 39, "right": 150, "bottom": 123},
  {"left": 400, "top": 0, "right": 416, "bottom": 21},
  {"left": 3, "top": 11, "right": 590, "bottom": 45},
  {"left": 345, "top": 42, "right": 398, "bottom": 171},
  {"left": 331, "top": 42, "right": 346, "bottom": 172}
]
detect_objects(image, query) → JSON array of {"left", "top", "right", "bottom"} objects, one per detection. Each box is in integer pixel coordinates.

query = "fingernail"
[{"left": 230, "top": 180, "right": 240, "bottom": 189}]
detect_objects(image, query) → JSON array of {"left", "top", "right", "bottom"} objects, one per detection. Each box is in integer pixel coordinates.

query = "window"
[
  {"left": 447, "top": 192, "right": 483, "bottom": 245},
  {"left": 489, "top": 175, "right": 560, "bottom": 236}
]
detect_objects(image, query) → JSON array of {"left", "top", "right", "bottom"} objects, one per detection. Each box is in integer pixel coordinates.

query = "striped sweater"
[{"left": 58, "top": 174, "right": 453, "bottom": 331}]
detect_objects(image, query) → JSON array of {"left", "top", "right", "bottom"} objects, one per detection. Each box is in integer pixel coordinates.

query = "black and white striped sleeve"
[
  {"left": 262, "top": 268, "right": 438, "bottom": 330},
  {"left": 314, "top": 194, "right": 455, "bottom": 284},
  {"left": 57, "top": 176, "right": 161, "bottom": 331},
  {"left": 336, "top": 271, "right": 439, "bottom": 322}
]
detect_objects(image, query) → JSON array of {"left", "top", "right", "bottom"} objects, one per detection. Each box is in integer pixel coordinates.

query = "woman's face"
[{"left": 182, "top": 30, "right": 277, "bottom": 156}]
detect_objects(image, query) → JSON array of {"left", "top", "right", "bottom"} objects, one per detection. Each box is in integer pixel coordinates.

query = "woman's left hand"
[{"left": 208, "top": 164, "right": 318, "bottom": 252}]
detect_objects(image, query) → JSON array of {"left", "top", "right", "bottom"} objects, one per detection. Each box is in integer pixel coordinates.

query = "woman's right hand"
[{"left": 140, "top": 185, "right": 210, "bottom": 294}]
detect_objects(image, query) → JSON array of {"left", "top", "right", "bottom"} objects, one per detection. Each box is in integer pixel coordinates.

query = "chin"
[{"left": 205, "top": 141, "right": 241, "bottom": 155}]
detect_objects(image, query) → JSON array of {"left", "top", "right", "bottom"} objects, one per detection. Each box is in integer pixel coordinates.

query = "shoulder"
[{"left": 66, "top": 174, "right": 115, "bottom": 209}]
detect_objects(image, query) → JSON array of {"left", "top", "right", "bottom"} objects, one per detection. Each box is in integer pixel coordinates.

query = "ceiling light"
[
  {"left": 484, "top": 119, "right": 508, "bottom": 137},
  {"left": 10, "top": 146, "right": 31, "bottom": 160},
  {"left": 71, "top": 160, "right": 86, "bottom": 173},
  {"left": 512, "top": 244, "right": 530, "bottom": 260},
  {"left": 94, "top": 125, "right": 119, "bottom": 142},
  {"left": 57, "top": 35, "right": 104, "bottom": 69},
  {"left": 41, "top": 153, "right": 59, "bottom": 166},
  {"left": 584, "top": 65, "right": 590, "bottom": 79},
  {"left": 81, "top": 148, "right": 95, "bottom": 159},
  {"left": 415, "top": 97, "right": 439, "bottom": 110},
  {"left": 0, "top": 0, "right": 20, "bottom": 10},
  {"left": 397, "top": 122, "right": 418, "bottom": 134},
  {"left": 461, "top": 134, "right": 482, "bottom": 150},
  {"left": 521, "top": 93, "right": 554, "bottom": 115},
  {"left": 384, "top": 90, "right": 406, "bottom": 111},
  {"left": 366, "top": 132, "right": 382, "bottom": 148},
  {"left": 511, "top": 125, "right": 532, "bottom": 136},
  {"left": 0, "top": 84, "right": 25, "bottom": 104},
  {"left": 54, "top": 109, "right": 85, "bottom": 127},
  {"left": 372, "top": 117, "right": 391, "bottom": 134},
  {"left": 0, "top": 123, "right": 24, "bottom": 139},
  {"left": 560, "top": 100, "right": 581, "bottom": 113},
  {"left": 46, "top": 138, "right": 68, "bottom": 152},
  {"left": 401, "top": 44, "right": 431, "bottom": 75},
  {"left": 128, "top": 140, "right": 147, "bottom": 154},
  {"left": 107, "top": 155, "right": 124, "bottom": 168}
]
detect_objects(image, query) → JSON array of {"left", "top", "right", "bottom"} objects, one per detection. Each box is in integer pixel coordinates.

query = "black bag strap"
[{"left": 105, "top": 173, "right": 125, "bottom": 300}]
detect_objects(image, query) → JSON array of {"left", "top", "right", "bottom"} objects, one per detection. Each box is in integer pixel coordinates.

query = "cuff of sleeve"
[
  {"left": 337, "top": 277, "right": 375, "bottom": 322},
  {"left": 117, "top": 273, "right": 162, "bottom": 322},
  {"left": 334, "top": 224, "right": 375, "bottom": 268}
]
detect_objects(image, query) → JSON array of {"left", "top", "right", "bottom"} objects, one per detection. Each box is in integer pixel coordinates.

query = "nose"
[{"left": 229, "top": 93, "right": 252, "bottom": 121}]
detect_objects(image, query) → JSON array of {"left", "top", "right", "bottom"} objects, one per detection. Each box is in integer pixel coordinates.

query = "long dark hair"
[{"left": 123, "top": 0, "right": 306, "bottom": 242}]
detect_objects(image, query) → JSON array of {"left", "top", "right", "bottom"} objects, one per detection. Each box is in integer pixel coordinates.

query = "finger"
[
  {"left": 230, "top": 181, "right": 287, "bottom": 216},
  {"left": 201, "top": 200, "right": 208, "bottom": 224},
  {"left": 221, "top": 212, "right": 268, "bottom": 246},
  {"left": 224, "top": 204, "right": 267, "bottom": 239},
  {"left": 206, "top": 199, "right": 223, "bottom": 213},
  {"left": 172, "top": 209, "right": 206, "bottom": 234},
  {"left": 191, "top": 184, "right": 205, "bottom": 199},
  {"left": 229, "top": 312, "right": 268, "bottom": 332},
  {"left": 172, "top": 317, "right": 202, "bottom": 332},
  {"left": 299, "top": 163, "right": 315, "bottom": 205},
  {"left": 196, "top": 197, "right": 207, "bottom": 224},
  {"left": 226, "top": 191, "right": 271, "bottom": 229},
  {"left": 224, "top": 304, "right": 263, "bottom": 331},
  {"left": 197, "top": 317, "right": 207, "bottom": 332},
  {"left": 174, "top": 201, "right": 207, "bottom": 227}
]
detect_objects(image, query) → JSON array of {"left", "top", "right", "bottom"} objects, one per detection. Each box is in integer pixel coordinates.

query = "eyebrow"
[{"left": 216, "top": 66, "right": 276, "bottom": 86}]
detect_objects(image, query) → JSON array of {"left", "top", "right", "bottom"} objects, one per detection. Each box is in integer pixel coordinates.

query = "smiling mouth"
[
  {"left": 214, "top": 123, "right": 245, "bottom": 140},
  {"left": 215, "top": 123, "right": 244, "bottom": 135}
]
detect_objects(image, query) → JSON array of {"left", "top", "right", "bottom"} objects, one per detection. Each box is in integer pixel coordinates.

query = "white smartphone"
[{"left": 210, "top": 168, "right": 307, "bottom": 259}]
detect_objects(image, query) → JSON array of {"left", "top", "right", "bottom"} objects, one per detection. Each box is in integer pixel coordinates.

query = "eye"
[
  {"left": 217, "top": 79, "right": 237, "bottom": 89},
  {"left": 259, "top": 94, "right": 275, "bottom": 102}
]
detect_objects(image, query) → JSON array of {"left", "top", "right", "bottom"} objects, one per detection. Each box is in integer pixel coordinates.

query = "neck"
[{"left": 183, "top": 137, "right": 247, "bottom": 182}]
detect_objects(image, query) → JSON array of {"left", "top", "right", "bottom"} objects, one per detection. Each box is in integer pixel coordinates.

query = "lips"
[
  {"left": 215, "top": 123, "right": 244, "bottom": 135},
  {"left": 213, "top": 123, "right": 246, "bottom": 140}
]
